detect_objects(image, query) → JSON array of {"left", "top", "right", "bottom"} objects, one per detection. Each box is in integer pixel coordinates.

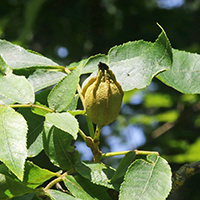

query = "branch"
[{"left": 172, "top": 161, "right": 200, "bottom": 192}]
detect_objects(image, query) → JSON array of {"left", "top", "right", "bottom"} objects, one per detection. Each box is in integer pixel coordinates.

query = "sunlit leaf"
[
  {"left": 23, "top": 161, "right": 57, "bottom": 189},
  {"left": 28, "top": 69, "right": 66, "bottom": 92},
  {"left": 18, "top": 108, "right": 44, "bottom": 157},
  {"left": 0, "top": 106, "right": 27, "bottom": 180},
  {"left": 48, "top": 65, "right": 82, "bottom": 112},
  {"left": 64, "top": 175, "right": 112, "bottom": 200},
  {"left": 47, "top": 189, "right": 81, "bottom": 200},
  {"left": 0, "top": 72, "right": 34, "bottom": 104},
  {"left": 0, "top": 39, "right": 58, "bottom": 69},
  {"left": 158, "top": 49, "right": 200, "bottom": 94},
  {"left": 110, "top": 151, "right": 136, "bottom": 183},
  {"left": 75, "top": 161, "right": 118, "bottom": 190},
  {"left": 45, "top": 112, "right": 79, "bottom": 139},
  {"left": 119, "top": 154, "right": 172, "bottom": 200},
  {"left": 82, "top": 26, "right": 172, "bottom": 91}
]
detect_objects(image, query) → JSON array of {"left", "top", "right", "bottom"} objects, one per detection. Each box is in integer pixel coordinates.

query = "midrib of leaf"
[
  {"left": 64, "top": 176, "right": 82, "bottom": 190},
  {"left": 57, "top": 130, "right": 73, "bottom": 166},
  {"left": 138, "top": 156, "right": 159, "bottom": 200}
]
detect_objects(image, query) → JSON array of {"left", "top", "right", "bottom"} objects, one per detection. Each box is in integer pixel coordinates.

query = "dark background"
[{"left": 1, "top": 0, "right": 200, "bottom": 199}]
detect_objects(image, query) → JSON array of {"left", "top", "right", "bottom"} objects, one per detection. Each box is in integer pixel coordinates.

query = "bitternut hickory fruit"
[{"left": 82, "top": 62, "right": 124, "bottom": 127}]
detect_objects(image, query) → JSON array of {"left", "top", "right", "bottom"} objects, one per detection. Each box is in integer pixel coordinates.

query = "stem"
[
  {"left": 93, "top": 125, "right": 101, "bottom": 142},
  {"left": 101, "top": 149, "right": 159, "bottom": 158},
  {"left": 77, "top": 84, "right": 85, "bottom": 107},
  {"left": 64, "top": 67, "right": 85, "bottom": 107},
  {"left": 78, "top": 128, "right": 87, "bottom": 141},
  {"left": 44, "top": 168, "right": 75, "bottom": 192},
  {"left": 9, "top": 103, "right": 54, "bottom": 113}
]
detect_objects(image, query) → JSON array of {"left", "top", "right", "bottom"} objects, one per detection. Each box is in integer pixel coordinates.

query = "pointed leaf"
[
  {"left": 0, "top": 106, "right": 27, "bottom": 180},
  {"left": 23, "top": 161, "right": 57, "bottom": 189},
  {"left": 64, "top": 175, "right": 112, "bottom": 200},
  {"left": 45, "top": 112, "right": 79, "bottom": 139},
  {"left": 0, "top": 174, "right": 34, "bottom": 199},
  {"left": 81, "top": 54, "right": 107, "bottom": 74},
  {"left": 75, "top": 161, "right": 118, "bottom": 190},
  {"left": 63, "top": 175, "right": 95, "bottom": 200},
  {"left": 0, "top": 72, "right": 34, "bottom": 104},
  {"left": 158, "top": 49, "right": 200, "bottom": 94},
  {"left": 28, "top": 69, "right": 66, "bottom": 92},
  {"left": 82, "top": 26, "right": 172, "bottom": 91},
  {"left": 31, "top": 102, "right": 51, "bottom": 117},
  {"left": 47, "top": 189, "right": 81, "bottom": 200},
  {"left": 110, "top": 26, "right": 172, "bottom": 91},
  {"left": 111, "top": 151, "right": 136, "bottom": 182},
  {"left": 0, "top": 54, "right": 12, "bottom": 75},
  {"left": 119, "top": 154, "right": 172, "bottom": 200},
  {"left": 43, "top": 121, "right": 79, "bottom": 170},
  {"left": 18, "top": 108, "right": 44, "bottom": 157},
  {"left": 0, "top": 39, "right": 58, "bottom": 69},
  {"left": 48, "top": 65, "right": 82, "bottom": 112}
]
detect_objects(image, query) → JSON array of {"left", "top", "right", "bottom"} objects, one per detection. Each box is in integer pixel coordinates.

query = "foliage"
[{"left": 0, "top": 22, "right": 200, "bottom": 199}]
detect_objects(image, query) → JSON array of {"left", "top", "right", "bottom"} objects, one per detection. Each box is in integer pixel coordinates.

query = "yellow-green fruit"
[{"left": 82, "top": 62, "right": 124, "bottom": 127}]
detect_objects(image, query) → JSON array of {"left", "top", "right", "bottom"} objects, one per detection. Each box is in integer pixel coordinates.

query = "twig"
[
  {"left": 9, "top": 103, "right": 54, "bottom": 113},
  {"left": 44, "top": 168, "right": 75, "bottom": 192},
  {"left": 101, "top": 149, "right": 159, "bottom": 158},
  {"left": 172, "top": 161, "right": 200, "bottom": 192}
]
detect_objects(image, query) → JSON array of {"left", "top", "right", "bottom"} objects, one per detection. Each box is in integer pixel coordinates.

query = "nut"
[{"left": 82, "top": 62, "right": 124, "bottom": 127}]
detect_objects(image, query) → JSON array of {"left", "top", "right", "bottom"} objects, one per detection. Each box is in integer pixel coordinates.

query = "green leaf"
[
  {"left": 48, "top": 65, "right": 82, "bottom": 112},
  {"left": 64, "top": 94, "right": 79, "bottom": 111},
  {"left": 110, "top": 151, "right": 136, "bottom": 183},
  {"left": 119, "top": 154, "right": 172, "bottom": 200},
  {"left": 47, "top": 189, "right": 81, "bottom": 200},
  {"left": 64, "top": 175, "right": 96, "bottom": 200},
  {"left": 0, "top": 106, "right": 27, "bottom": 181},
  {"left": 75, "top": 161, "right": 118, "bottom": 190},
  {"left": 64, "top": 175, "right": 112, "bottom": 200},
  {"left": 43, "top": 121, "right": 80, "bottom": 170},
  {"left": 18, "top": 108, "right": 44, "bottom": 157},
  {"left": 45, "top": 112, "right": 79, "bottom": 140},
  {"left": 31, "top": 102, "right": 51, "bottom": 117},
  {"left": 0, "top": 39, "right": 58, "bottom": 69},
  {"left": 0, "top": 72, "right": 35, "bottom": 104},
  {"left": 158, "top": 49, "right": 200, "bottom": 94},
  {"left": 0, "top": 54, "right": 12, "bottom": 75},
  {"left": 82, "top": 26, "right": 172, "bottom": 91},
  {"left": 0, "top": 174, "right": 34, "bottom": 199},
  {"left": 110, "top": 26, "right": 172, "bottom": 91},
  {"left": 28, "top": 69, "right": 66, "bottom": 92},
  {"left": 11, "top": 193, "right": 37, "bottom": 200},
  {"left": 23, "top": 161, "right": 57, "bottom": 189},
  {"left": 81, "top": 54, "right": 108, "bottom": 74},
  {"left": 0, "top": 94, "right": 14, "bottom": 105}
]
